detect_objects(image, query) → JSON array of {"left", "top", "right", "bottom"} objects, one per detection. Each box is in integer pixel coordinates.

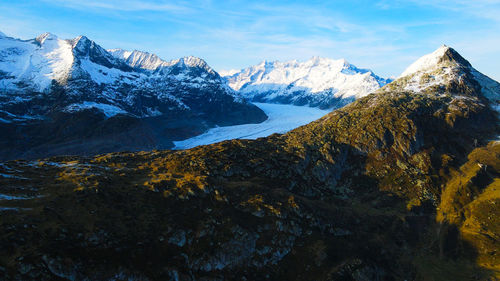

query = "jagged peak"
[
  {"left": 179, "top": 56, "right": 209, "bottom": 67},
  {"left": 400, "top": 45, "right": 471, "bottom": 78},
  {"left": 129, "top": 49, "right": 162, "bottom": 61},
  {"left": 166, "top": 56, "right": 211, "bottom": 70},
  {"left": 35, "top": 32, "right": 58, "bottom": 45},
  {"left": 71, "top": 35, "right": 93, "bottom": 48},
  {"left": 108, "top": 48, "right": 133, "bottom": 60},
  {"left": 126, "top": 50, "right": 167, "bottom": 70},
  {"left": 247, "top": 57, "right": 352, "bottom": 72}
]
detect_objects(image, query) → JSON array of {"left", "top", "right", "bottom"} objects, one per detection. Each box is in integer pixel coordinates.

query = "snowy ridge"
[
  {"left": 108, "top": 48, "right": 132, "bottom": 60},
  {"left": 223, "top": 57, "right": 391, "bottom": 109},
  {"left": 0, "top": 32, "right": 75, "bottom": 91},
  {"left": 383, "top": 45, "right": 500, "bottom": 104},
  {"left": 109, "top": 49, "right": 167, "bottom": 71},
  {"left": 0, "top": 31, "right": 252, "bottom": 122},
  {"left": 400, "top": 45, "right": 449, "bottom": 78},
  {"left": 108, "top": 48, "right": 217, "bottom": 76}
]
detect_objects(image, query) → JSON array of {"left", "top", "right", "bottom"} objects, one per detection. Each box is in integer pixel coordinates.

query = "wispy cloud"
[{"left": 42, "top": 0, "right": 193, "bottom": 13}]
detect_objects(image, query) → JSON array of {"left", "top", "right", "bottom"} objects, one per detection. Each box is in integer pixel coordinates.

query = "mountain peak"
[
  {"left": 400, "top": 45, "right": 471, "bottom": 77},
  {"left": 71, "top": 35, "right": 92, "bottom": 48},
  {"left": 126, "top": 50, "right": 166, "bottom": 70},
  {"left": 171, "top": 56, "right": 213, "bottom": 71},
  {"left": 381, "top": 45, "right": 499, "bottom": 103},
  {"left": 0, "top": 31, "right": 7, "bottom": 38},
  {"left": 35, "top": 32, "right": 58, "bottom": 45},
  {"left": 108, "top": 48, "right": 133, "bottom": 60}
]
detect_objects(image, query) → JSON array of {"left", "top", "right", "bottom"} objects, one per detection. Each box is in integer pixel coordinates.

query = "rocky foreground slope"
[
  {"left": 0, "top": 32, "right": 266, "bottom": 160},
  {"left": 0, "top": 46, "right": 499, "bottom": 280}
]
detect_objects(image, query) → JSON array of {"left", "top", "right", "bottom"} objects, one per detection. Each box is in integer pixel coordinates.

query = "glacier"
[{"left": 173, "top": 102, "right": 330, "bottom": 149}]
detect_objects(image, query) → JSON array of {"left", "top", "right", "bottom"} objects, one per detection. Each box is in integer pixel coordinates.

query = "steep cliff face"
[
  {"left": 0, "top": 46, "right": 499, "bottom": 280},
  {"left": 0, "top": 32, "right": 267, "bottom": 160}
]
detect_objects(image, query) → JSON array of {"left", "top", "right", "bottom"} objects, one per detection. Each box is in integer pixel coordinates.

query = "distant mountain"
[
  {"left": 0, "top": 32, "right": 267, "bottom": 160},
  {"left": 222, "top": 57, "right": 391, "bottom": 109}
]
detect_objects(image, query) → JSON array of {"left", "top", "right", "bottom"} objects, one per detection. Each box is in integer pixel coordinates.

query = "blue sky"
[{"left": 1, "top": 0, "right": 499, "bottom": 80}]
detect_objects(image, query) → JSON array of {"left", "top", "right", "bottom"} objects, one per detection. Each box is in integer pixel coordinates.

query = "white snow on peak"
[
  {"left": 108, "top": 48, "right": 132, "bottom": 60},
  {"left": 0, "top": 33, "right": 74, "bottom": 91},
  {"left": 223, "top": 56, "right": 388, "bottom": 105},
  {"left": 72, "top": 35, "right": 90, "bottom": 45},
  {"left": 400, "top": 45, "right": 450, "bottom": 77},
  {"left": 108, "top": 48, "right": 169, "bottom": 71},
  {"left": 165, "top": 56, "right": 217, "bottom": 76},
  {"left": 0, "top": 31, "right": 7, "bottom": 38},
  {"left": 108, "top": 49, "right": 215, "bottom": 75},
  {"left": 169, "top": 56, "right": 209, "bottom": 68},
  {"left": 384, "top": 45, "right": 500, "bottom": 106},
  {"left": 35, "top": 32, "right": 58, "bottom": 45},
  {"left": 126, "top": 50, "right": 167, "bottom": 70}
]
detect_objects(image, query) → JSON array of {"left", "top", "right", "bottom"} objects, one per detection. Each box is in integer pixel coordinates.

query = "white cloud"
[{"left": 42, "top": 0, "right": 192, "bottom": 13}]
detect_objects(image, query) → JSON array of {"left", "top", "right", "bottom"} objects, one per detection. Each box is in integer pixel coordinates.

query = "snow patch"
[
  {"left": 79, "top": 58, "right": 136, "bottom": 84},
  {"left": 65, "top": 101, "right": 128, "bottom": 117}
]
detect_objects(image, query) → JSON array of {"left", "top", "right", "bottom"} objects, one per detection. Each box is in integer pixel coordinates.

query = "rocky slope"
[
  {"left": 222, "top": 57, "right": 391, "bottom": 109},
  {"left": 0, "top": 32, "right": 267, "bottom": 160},
  {"left": 0, "top": 46, "right": 499, "bottom": 280}
]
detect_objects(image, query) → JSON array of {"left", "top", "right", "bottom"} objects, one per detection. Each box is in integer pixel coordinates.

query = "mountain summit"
[
  {"left": 381, "top": 45, "right": 500, "bottom": 103},
  {"left": 223, "top": 57, "right": 391, "bottom": 109}
]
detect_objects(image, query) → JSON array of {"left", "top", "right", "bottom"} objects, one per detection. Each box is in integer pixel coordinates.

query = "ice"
[{"left": 173, "top": 103, "right": 330, "bottom": 149}]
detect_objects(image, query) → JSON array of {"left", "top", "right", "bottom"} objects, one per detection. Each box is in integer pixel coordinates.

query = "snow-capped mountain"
[
  {"left": 379, "top": 45, "right": 500, "bottom": 104},
  {"left": 0, "top": 32, "right": 264, "bottom": 118},
  {"left": 223, "top": 57, "right": 391, "bottom": 109},
  {"left": 0, "top": 31, "right": 266, "bottom": 160}
]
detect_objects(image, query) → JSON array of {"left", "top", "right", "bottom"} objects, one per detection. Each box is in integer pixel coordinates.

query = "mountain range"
[
  {"left": 0, "top": 32, "right": 267, "bottom": 160},
  {"left": 222, "top": 57, "right": 391, "bottom": 109},
  {"left": 1, "top": 43, "right": 499, "bottom": 280}
]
